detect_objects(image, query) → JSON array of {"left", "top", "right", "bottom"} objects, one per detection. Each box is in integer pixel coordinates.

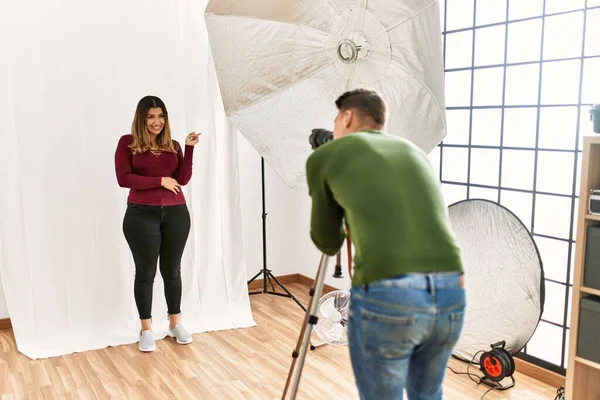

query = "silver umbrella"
[{"left": 205, "top": 0, "right": 446, "bottom": 188}]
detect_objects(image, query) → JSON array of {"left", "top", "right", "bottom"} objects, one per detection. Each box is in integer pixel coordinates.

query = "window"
[{"left": 430, "top": 0, "right": 600, "bottom": 375}]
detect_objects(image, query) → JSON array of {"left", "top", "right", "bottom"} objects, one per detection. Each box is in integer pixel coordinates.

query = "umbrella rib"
[
  {"left": 348, "top": 63, "right": 359, "bottom": 90},
  {"left": 230, "top": 60, "right": 336, "bottom": 115},
  {"left": 328, "top": 1, "right": 357, "bottom": 37},
  {"left": 370, "top": 0, "right": 437, "bottom": 39},
  {"left": 389, "top": 54, "right": 447, "bottom": 134},
  {"left": 205, "top": 13, "right": 330, "bottom": 35},
  {"left": 235, "top": 44, "right": 329, "bottom": 65},
  {"left": 345, "top": 77, "right": 352, "bottom": 93}
]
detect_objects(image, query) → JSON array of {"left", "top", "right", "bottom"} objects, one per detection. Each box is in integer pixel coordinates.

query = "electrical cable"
[{"left": 447, "top": 351, "right": 505, "bottom": 400}]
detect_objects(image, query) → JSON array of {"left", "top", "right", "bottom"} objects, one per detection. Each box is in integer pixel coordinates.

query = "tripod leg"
[
  {"left": 269, "top": 272, "right": 307, "bottom": 312},
  {"left": 267, "top": 272, "right": 277, "bottom": 293},
  {"left": 333, "top": 252, "right": 343, "bottom": 278},
  {"left": 281, "top": 254, "right": 330, "bottom": 400},
  {"left": 247, "top": 269, "right": 263, "bottom": 285}
]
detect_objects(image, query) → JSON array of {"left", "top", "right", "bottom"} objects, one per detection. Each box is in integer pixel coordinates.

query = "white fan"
[{"left": 313, "top": 290, "right": 350, "bottom": 346}]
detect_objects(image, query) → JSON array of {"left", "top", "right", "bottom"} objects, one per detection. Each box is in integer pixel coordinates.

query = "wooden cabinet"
[{"left": 566, "top": 135, "right": 600, "bottom": 399}]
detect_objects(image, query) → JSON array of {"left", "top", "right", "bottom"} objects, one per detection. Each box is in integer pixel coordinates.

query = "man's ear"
[{"left": 342, "top": 109, "right": 353, "bottom": 128}]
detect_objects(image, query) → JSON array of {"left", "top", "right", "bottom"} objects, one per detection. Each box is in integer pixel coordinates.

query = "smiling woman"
[{"left": 114, "top": 95, "right": 200, "bottom": 352}]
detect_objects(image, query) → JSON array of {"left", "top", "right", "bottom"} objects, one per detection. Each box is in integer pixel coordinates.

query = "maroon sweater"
[{"left": 114, "top": 134, "right": 194, "bottom": 206}]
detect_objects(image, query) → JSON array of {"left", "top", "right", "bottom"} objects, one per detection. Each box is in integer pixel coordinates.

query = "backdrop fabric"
[{"left": 0, "top": 0, "right": 255, "bottom": 359}]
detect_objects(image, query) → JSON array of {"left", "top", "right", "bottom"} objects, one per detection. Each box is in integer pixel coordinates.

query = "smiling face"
[
  {"left": 129, "top": 95, "right": 175, "bottom": 154},
  {"left": 146, "top": 107, "right": 165, "bottom": 136}
]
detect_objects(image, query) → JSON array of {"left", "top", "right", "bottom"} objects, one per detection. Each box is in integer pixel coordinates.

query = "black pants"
[{"left": 123, "top": 203, "right": 191, "bottom": 320}]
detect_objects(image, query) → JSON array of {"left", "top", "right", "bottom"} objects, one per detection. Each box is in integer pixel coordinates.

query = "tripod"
[
  {"left": 247, "top": 157, "right": 306, "bottom": 312},
  {"left": 281, "top": 231, "right": 352, "bottom": 398},
  {"left": 281, "top": 253, "right": 331, "bottom": 399}
]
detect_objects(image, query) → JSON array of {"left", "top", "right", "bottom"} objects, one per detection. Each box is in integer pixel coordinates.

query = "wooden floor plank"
[{"left": 0, "top": 283, "right": 559, "bottom": 399}]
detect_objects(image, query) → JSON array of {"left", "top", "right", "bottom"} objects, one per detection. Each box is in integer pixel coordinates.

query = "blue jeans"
[{"left": 348, "top": 273, "right": 466, "bottom": 400}]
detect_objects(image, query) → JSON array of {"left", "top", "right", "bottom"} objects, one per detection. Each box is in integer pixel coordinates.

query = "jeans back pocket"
[
  {"left": 442, "top": 309, "right": 465, "bottom": 348},
  {"left": 360, "top": 308, "right": 428, "bottom": 360}
]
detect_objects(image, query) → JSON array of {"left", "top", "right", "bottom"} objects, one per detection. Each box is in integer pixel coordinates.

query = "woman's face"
[{"left": 146, "top": 107, "right": 165, "bottom": 136}]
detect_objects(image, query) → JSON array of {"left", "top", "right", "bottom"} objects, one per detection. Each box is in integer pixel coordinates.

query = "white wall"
[
  {"left": 0, "top": 277, "right": 8, "bottom": 318},
  {"left": 0, "top": 241, "right": 8, "bottom": 318}
]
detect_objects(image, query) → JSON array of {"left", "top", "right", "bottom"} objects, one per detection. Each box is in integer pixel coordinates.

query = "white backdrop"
[{"left": 0, "top": 0, "right": 255, "bottom": 359}]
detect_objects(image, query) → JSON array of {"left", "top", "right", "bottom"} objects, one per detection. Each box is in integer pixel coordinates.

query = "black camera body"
[
  {"left": 309, "top": 129, "right": 333, "bottom": 150},
  {"left": 591, "top": 105, "right": 600, "bottom": 134}
]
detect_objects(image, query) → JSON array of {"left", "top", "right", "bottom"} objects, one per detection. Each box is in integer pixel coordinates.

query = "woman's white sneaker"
[
  {"left": 168, "top": 323, "right": 193, "bottom": 344},
  {"left": 139, "top": 330, "right": 156, "bottom": 352}
]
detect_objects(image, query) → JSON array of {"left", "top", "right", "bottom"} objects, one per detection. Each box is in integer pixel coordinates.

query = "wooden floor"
[{"left": 0, "top": 282, "right": 560, "bottom": 399}]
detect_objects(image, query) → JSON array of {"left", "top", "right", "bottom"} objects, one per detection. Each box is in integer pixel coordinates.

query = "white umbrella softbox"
[
  {"left": 204, "top": 0, "right": 446, "bottom": 188},
  {"left": 448, "top": 199, "right": 545, "bottom": 362}
]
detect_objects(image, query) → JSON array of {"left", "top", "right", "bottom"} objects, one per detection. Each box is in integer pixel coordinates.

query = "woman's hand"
[
  {"left": 161, "top": 177, "right": 181, "bottom": 194},
  {"left": 185, "top": 132, "right": 201, "bottom": 146}
]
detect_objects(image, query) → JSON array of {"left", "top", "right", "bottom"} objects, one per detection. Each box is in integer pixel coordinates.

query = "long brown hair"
[{"left": 129, "top": 95, "right": 176, "bottom": 154}]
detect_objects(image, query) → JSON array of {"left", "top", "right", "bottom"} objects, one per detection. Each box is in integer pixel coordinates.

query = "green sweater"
[{"left": 306, "top": 130, "right": 464, "bottom": 286}]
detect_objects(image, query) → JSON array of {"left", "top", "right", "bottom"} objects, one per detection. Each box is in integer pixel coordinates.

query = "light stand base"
[{"left": 247, "top": 269, "right": 307, "bottom": 312}]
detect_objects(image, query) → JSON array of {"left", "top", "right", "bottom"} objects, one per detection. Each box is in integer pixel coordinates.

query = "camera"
[
  {"left": 309, "top": 129, "right": 333, "bottom": 149},
  {"left": 591, "top": 105, "right": 600, "bottom": 134}
]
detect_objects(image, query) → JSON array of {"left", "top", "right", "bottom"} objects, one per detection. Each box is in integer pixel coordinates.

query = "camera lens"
[{"left": 309, "top": 129, "right": 333, "bottom": 149}]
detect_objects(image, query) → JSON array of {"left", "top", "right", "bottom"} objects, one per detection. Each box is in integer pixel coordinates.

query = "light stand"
[{"left": 247, "top": 157, "right": 307, "bottom": 312}]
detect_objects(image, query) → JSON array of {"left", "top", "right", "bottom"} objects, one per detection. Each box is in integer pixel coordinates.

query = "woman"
[{"left": 114, "top": 95, "right": 200, "bottom": 352}]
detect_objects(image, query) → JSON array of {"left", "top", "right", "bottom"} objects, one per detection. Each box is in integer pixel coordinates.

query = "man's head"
[{"left": 333, "top": 89, "right": 387, "bottom": 139}]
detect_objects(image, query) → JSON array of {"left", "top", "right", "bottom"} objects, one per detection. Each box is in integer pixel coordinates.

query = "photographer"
[{"left": 306, "top": 89, "right": 465, "bottom": 400}]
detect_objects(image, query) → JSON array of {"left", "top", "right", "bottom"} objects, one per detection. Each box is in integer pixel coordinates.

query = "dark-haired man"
[{"left": 306, "top": 89, "right": 465, "bottom": 400}]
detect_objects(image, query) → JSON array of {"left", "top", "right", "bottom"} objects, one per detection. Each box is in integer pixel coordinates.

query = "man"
[{"left": 306, "top": 89, "right": 465, "bottom": 400}]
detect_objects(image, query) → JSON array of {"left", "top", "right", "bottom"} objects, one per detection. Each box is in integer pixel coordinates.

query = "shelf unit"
[{"left": 566, "top": 135, "right": 600, "bottom": 399}]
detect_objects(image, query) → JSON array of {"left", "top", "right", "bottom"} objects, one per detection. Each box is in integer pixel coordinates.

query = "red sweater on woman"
[{"left": 114, "top": 134, "right": 194, "bottom": 206}]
